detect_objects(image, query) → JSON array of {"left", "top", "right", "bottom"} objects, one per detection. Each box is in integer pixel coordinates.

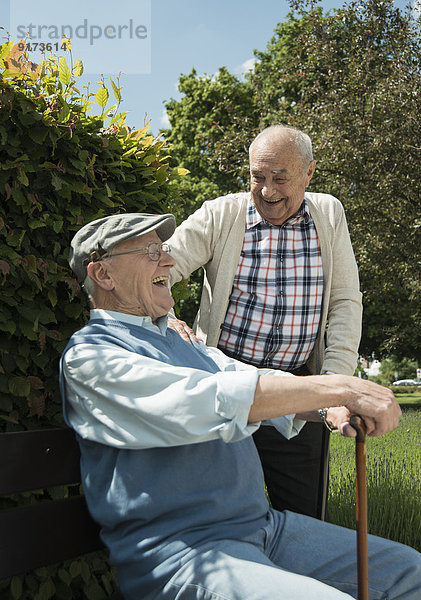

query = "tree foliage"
[
  {"left": 164, "top": 67, "right": 257, "bottom": 208},
  {"left": 375, "top": 355, "right": 419, "bottom": 386},
  {"left": 253, "top": 0, "right": 421, "bottom": 361},
  {"left": 163, "top": 67, "right": 258, "bottom": 322},
  {"left": 163, "top": 0, "right": 421, "bottom": 361}
]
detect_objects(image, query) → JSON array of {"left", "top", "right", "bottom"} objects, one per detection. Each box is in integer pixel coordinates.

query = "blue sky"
[{"left": 1, "top": 0, "right": 416, "bottom": 135}]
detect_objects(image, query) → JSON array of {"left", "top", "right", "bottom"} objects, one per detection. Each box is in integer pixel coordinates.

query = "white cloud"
[
  {"left": 160, "top": 109, "right": 170, "bottom": 128},
  {"left": 242, "top": 57, "right": 256, "bottom": 72},
  {"left": 234, "top": 57, "right": 256, "bottom": 76}
]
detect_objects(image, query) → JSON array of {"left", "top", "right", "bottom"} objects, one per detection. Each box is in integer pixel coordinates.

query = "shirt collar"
[
  {"left": 90, "top": 309, "right": 168, "bottom": 335},
  {"left": 246, "top": 197, "right": 310, "bottom": 229}
]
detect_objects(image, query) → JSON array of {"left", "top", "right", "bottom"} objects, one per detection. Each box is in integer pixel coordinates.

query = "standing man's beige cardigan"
[{"left": 169, "top": 192, "right": 362, "bottom": 377}]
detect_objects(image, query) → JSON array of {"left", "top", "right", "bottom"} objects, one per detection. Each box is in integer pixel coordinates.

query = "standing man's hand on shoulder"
[{"left": 168, "top": 317, "right": 199, "bottom": 344}]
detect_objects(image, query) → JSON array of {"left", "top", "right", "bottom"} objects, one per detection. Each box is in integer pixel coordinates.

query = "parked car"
[{"left": 392, "top": 379, "right": 421, "bottom": 386}]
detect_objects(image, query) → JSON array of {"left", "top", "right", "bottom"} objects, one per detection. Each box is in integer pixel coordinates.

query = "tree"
[
  {"left": 163, "top": 67, "right": 259, "bottom": 323},
  {"left": 164, "top": 67, "right": 258, "bottom": 209},
  {"left": 252, "top": 0, "right": 421, "bottom": 361},
  {"left": 375, "top": 356, "right": 419, "bottom": 385},
  {"left": 163, "top": 0, "right": 421, "bottom": 361}
]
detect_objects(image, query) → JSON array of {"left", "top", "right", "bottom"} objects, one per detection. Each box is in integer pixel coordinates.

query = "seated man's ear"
[{"left": 86, "top": 261, "right": 115, "bottom": 291}]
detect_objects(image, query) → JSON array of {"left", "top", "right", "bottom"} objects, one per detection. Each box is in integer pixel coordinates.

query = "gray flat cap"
[{"left": 69, "top": 212, "right": 176, "bottom": 280}]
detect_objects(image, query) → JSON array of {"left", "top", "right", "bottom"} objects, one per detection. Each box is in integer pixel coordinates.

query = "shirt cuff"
[
  {"left": 267, "top": 414, "right": 306, "bottom": 439},
  {"left": 214, "top": 370, "right": 261, "bottom": 442}
]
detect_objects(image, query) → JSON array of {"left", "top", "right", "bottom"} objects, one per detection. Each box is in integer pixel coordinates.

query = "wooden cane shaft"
[{"left": 355, "top": 439, "right": 369, "bottom": 600}]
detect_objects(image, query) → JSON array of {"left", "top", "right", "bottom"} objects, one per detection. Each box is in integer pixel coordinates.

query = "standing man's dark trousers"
[
  {"left": 252, "top": 363, "right": 330, "bottom": 520},
  {"left": 219, "top": 352, "right": 330, "bottom": 520},
  {"left": 252, "top": 421, "right": 330, "bottom": 519}
]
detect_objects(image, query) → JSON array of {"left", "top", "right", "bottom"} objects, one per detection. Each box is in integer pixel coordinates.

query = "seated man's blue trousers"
[{"left": 119, "top": 509, "right": 421, "bottom": 600}]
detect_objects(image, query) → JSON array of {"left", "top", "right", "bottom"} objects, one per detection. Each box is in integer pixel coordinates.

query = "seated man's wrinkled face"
[{"left": 103, "top": 231, "right": 175, "bottom": 321}]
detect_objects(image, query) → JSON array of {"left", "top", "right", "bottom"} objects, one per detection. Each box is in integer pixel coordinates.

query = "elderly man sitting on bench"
[{"left": 60, "top": 212, "right": 421, "bottom": 600}]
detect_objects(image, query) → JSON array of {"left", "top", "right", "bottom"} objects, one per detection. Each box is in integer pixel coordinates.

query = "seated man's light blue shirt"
[{"left": 62, "top": 309, "right": 304, "bottom": 448}]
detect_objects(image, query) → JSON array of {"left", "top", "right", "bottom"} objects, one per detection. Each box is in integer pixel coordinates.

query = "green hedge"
[
  {"left": 0, "top": 41, "right": 187, "bottom": 431},
  {"left": 389, "top": 386, "right": 421, "bottom": 395}
]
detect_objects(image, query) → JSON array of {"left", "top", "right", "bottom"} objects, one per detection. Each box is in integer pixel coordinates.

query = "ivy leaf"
[
  {"left": 73, "top": 60, "right": 84, "bottom": 77},
  {"left": 172, "top": 167, "right": 190, "bottom": 177},
  {"left": 110, "top": 78, "right": 121, "bottom": 102},
  {"left": 10, "top": 575, "right": 23, "bottom": 599},
  {"left": 37, "top": 578, "right": 56, "bottom": 600},
  {"left": 17, "top": 169, "right": 29, "bottom": 186},
  {"left": 53, "top": 219, "right": 63, "bottom": 233},
  {"left": 0, "top": 395, "right": 13, "bottom": 412},
  {"left": 61, "top": 37, "right": 72, "bottom": 51},
  {"left": 0, "top": 259, "right": 10, "bottom": 275},
  {"left": 8, "top": 376, "right": 31, "bottom": 397},
  {"left": 0, "top": 40, "right": 15, "bottom": 61},
  {"left": 69, "top": 561, "right": 82, "bottom": 579},
  {"left": 39, "top": 305, "right": 57, "bottom": 324},
  {"left": 57, "top": 99, "right": 71, "bottom": 123},
  {"left": 23, "top": 254, "right": 38, "bottom": 273},
  {"left": 64, "top": 302, "right": 84, "bottom": 319},
  {"left": 59, "top": 57, "right": 71, "bottom": 85},
  {"left": 0, "top": 320, "right": 16, "bottom": 334},
  {"left": 109, "top": 111, "right": 128, "bottom": 126},
  {"left": 51, "top": 172, "right": 64, "bottom": 190},
  {"left": 85, "top": 582, "right": 107, "bottom": 600},
  {"left": 27, "top": 376, "right": 44, "bottom": 390},
  {"left": 28, "top": 127, "right": 49, "bottom": 144},
  {"left": 48, "top": 288, "right": 57, "bottom": 307},
  {"left": 96, "top": 87, "right": 109, "bottom": 108}
]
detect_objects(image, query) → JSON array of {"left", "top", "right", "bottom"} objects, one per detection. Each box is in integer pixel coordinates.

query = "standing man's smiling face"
[{"left": 250, "top": 136, "right": 316, "bottom": 226}]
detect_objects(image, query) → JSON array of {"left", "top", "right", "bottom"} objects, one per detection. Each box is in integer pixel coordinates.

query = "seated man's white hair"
[{"left": 82, "top": 275, "right": 95, "bottom": 302}]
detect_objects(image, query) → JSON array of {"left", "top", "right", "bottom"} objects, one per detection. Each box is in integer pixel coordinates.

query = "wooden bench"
[{"left": 0, "top": 427, "right": 122, "bottom": 598}]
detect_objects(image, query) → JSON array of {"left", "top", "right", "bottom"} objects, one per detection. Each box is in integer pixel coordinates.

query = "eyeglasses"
[{"left": 103, "top": 242, "right": 171, "bottom": 262}]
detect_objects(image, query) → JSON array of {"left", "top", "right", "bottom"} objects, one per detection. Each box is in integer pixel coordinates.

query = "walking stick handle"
[
  {"left": 350, "top": 415, "right": 366, "bottom": 442},
  {"left": 350, "top": 415, "right": 369, "bottom": 600}
]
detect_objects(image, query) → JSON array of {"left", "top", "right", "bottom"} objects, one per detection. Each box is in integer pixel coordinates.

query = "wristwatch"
[{"left": 319, "top": 408, "right": 338, "bottom": 432}]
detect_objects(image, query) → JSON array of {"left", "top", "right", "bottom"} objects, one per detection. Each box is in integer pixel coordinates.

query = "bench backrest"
[{"left": 0, "top": 427, "right": 104, "bottom": 579}]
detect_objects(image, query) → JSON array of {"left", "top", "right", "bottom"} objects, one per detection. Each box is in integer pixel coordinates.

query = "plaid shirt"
[{"left": 218, "top": 198, "right": 324, "bottom": 371}]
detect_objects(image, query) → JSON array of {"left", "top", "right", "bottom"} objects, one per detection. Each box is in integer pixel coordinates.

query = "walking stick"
[{"left": 350, "top": 415, "right": 369, "bottom": 600}]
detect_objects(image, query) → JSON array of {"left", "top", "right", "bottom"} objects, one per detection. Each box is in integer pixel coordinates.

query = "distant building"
[{"left": 363, "top": 358, "right": 381, "bottom": 378}]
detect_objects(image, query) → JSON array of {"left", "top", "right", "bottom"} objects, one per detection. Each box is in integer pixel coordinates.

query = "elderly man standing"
[
  {"left": 60, "top": 212, "right": 420, "bottom": 600},
  {"left": 168, "top": 124, "right": 362, "bottom": 519}
]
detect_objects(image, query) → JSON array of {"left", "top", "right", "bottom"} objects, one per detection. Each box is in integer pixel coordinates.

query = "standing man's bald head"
[{"left": 248, "top": 125, "right": 316, "bottom": 226}]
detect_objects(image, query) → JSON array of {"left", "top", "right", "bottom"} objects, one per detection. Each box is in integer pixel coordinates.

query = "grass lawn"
[
  {"left": 395, "top": 392, "right": 421, "bottom": 407},
  {"left": 328, "top": 407, "right": 420, "bottom": 552}
]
